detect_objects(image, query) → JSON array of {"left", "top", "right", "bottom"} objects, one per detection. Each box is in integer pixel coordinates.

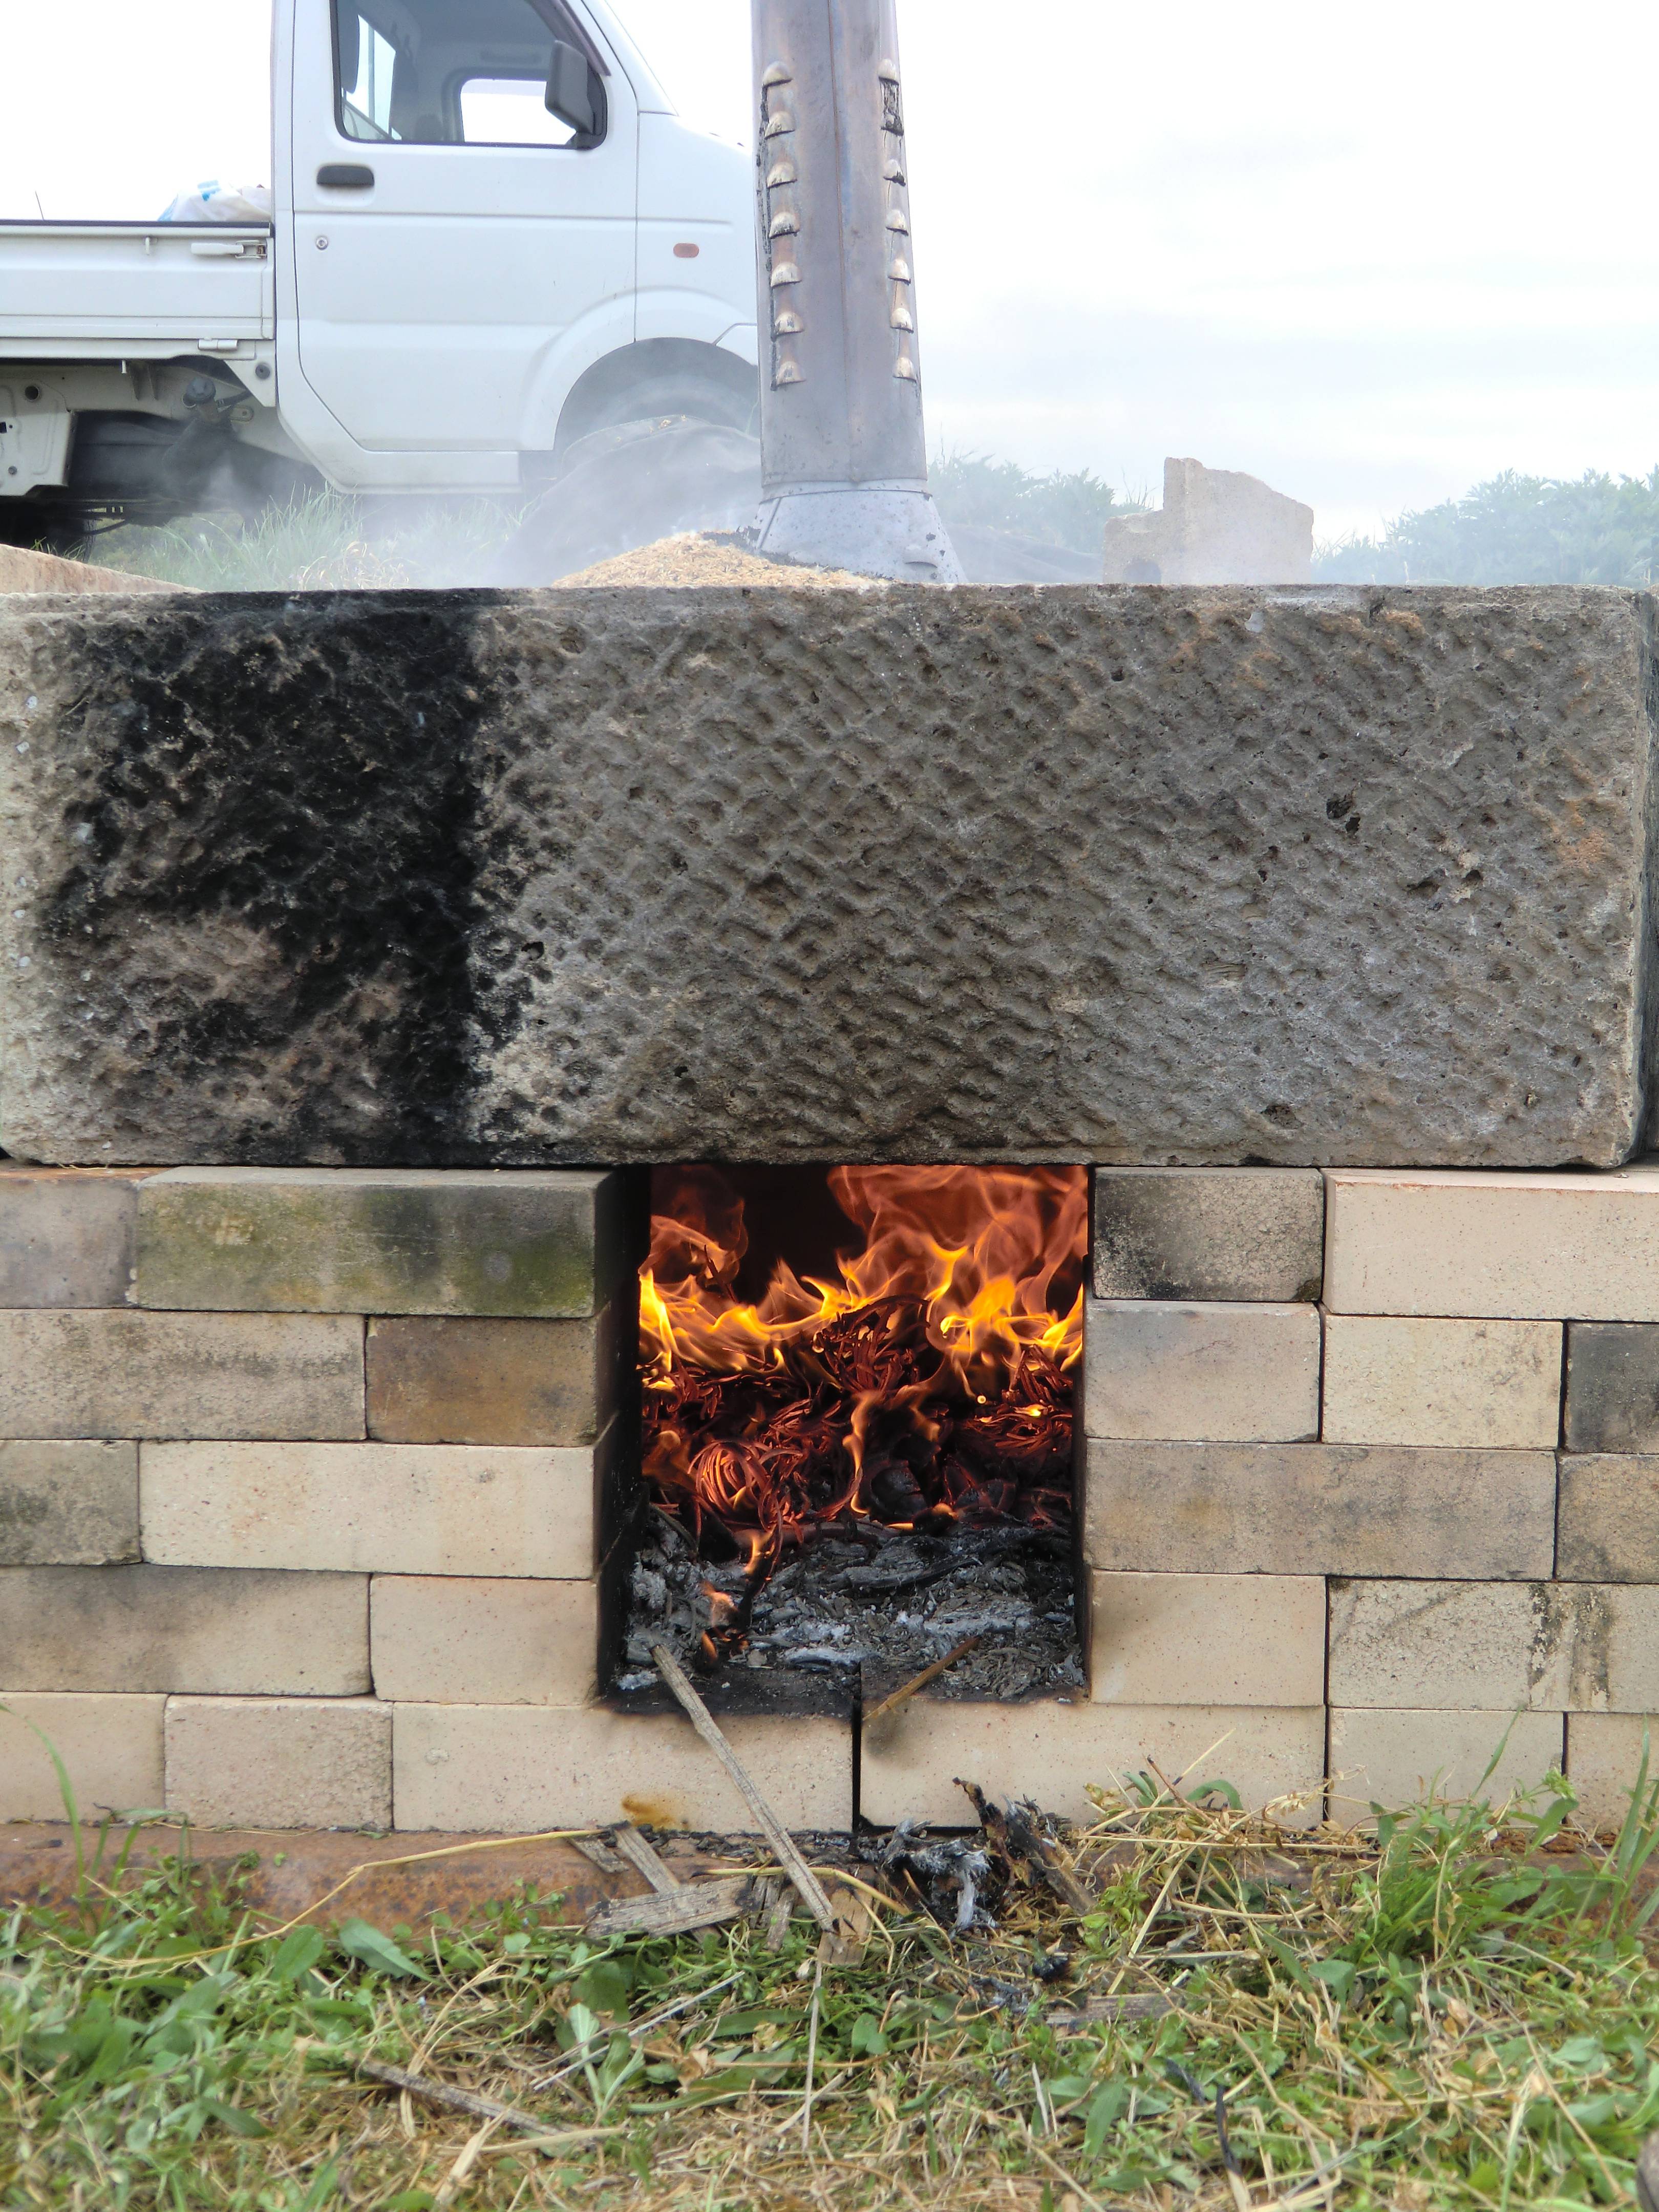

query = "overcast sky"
[{"left": 4, "top": 0, "right": 1656, "bottom": 539}]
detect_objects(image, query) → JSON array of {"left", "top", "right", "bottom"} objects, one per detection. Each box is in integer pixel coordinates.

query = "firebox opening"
[{"left": 611, "top": 1163, "right": 1088, "bottom": 1718}]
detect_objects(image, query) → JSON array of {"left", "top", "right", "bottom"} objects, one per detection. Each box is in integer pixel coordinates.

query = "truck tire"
[
  {"left": 497, "top": 416, "right": 761, "bottom": 584},
  {"left": 551, "top": 339, "right": 760, "bottom": 455}
]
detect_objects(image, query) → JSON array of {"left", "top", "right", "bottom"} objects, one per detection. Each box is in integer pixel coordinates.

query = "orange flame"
[{"left": 639, "top": 1166, "right": 1084, "bottom": 1567}]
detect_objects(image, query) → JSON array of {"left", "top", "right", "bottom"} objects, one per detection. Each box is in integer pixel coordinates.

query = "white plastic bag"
[{"left": 158, "top": 180, "right": 274, "bottom": 225}]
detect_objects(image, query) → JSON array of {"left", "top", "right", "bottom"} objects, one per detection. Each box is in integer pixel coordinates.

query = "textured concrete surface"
[{"left": 1, "top": 586, "right": 1655, "bottom": 1167}]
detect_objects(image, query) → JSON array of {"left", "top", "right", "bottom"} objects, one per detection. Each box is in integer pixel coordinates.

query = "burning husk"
[{"left": 622, "top": 1166, "right": 1088, "bottom": 1702}]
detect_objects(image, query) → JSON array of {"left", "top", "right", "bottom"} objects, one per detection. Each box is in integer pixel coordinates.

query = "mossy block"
[{"left": 136, "top": 1167, "right": 629, "bottom": 1316}]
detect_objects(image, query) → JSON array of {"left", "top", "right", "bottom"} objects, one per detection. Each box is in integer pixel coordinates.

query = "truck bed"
[{"left": 0, "top": 223, "right": 274, "bottom": 361}]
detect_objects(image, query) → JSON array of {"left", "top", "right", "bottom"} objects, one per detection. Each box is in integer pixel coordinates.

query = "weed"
[{"left": 5, "top": 1754, "right": 1659, "bottom": 2208}]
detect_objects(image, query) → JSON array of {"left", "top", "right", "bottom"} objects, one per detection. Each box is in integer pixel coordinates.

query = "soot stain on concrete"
[{"left": 39, "top": 593, "right": 506, "bottom": 1160}]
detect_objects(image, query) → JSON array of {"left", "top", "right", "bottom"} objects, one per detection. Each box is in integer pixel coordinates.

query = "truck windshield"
[{"left": 334, "top": 0, "right": 602, "bottom": 148}]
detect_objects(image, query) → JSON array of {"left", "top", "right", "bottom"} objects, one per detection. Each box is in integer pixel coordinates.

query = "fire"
[{"left": 639, "top": 1166, "right": 1086, "bottom": 1582}]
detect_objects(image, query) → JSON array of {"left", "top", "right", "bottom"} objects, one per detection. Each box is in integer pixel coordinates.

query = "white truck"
[{"left": 0, "top": 0, "right": 759, "bottom": 547}]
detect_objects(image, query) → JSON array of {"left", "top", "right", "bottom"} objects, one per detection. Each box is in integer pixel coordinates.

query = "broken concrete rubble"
[{"left": 1102, "top": 457, "right": 1314, "bottom": 585}]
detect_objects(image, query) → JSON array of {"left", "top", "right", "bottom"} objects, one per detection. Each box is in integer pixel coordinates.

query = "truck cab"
[{"left": 0, "top": 0, "right": 758, "bottom": 543}]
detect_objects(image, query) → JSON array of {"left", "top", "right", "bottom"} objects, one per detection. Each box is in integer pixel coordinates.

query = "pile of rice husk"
[{"left": 553, "top": 532, "right": 877, "bottom": 589}]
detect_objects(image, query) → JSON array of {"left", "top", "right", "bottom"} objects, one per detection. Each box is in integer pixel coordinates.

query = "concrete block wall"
[
  {"left": 0, "top": 1165, "right": 858, "bottom": 1835},
  {"left": 1080, "top": 1164, "right": 1659, "bottom": 1834}
]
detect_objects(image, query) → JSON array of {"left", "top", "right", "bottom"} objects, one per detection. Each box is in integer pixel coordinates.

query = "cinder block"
[
  {"left": 1565, "top": 1714, "right": 1659, "bottom": 1834},
  {"left": 0, "top": 1692, "right": 166, "bottom": 1820},
  {"left": 142, "top": 1434, "right": 610, "bottom": 1579},
  {"left": 1325, "top": 1166, "right": 1659, "bottom": 1320},
  {"left": 0, "top": 1310, "right": 364, "bottom": 1441},
  {"left": 0, "top": 1564, "right": 368, "bottom": 1693},
  {"left": 860, "top": 1700, "right": 1325, "bottom": 1828},
  {"left": 1094, "top": 1168, "right": 1325, "bottom": 1303},
  {"left": 1328, "top": 1578, "right": 1659, "bottom": 1713},
  {"left": 0, "top": 1440, "right": 138, "bottom": 1565},
  {"left": 165, "top": 1696, "right": 392, "bottom": 1829},
  {"left": 1564, "top": 1324, "right": 1659, "bottom": 1453},
  {"left": 1090, "top": 1571, "right": 1325, "bottom": 1707},
  {"left": 137, "top": 1167, "right": 633, "bottom": 1317},
  {"left": 372, "top": 1576, "right": 597, "bottom": 1705},
  {"left": 1322, "top": 1315, "right": 1561, "bottom": 1448},
  {"left": 1559, "top": 1455, "right": 1659, "bottom": 1581},
  {"left": 1084, "top": 1299, "right": 1320, "bottom": 1442},
  {"left": 1084, "top": 1440, "right": 1556, "bottom": 1579},
  {"left": 393, "top": 1705, "right": 852, "bottom": 1833},
  {"left": 367, "top": 1307, "right": 624, "bottom": 1446},
  {"left": 1329, "top": 1709, "right": 1564, "bottom": 1826},
  {"left": 0, "top": 1166, "right": 152, "bottom": 1307}
]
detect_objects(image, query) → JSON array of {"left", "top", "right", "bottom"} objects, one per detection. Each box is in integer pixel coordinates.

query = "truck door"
[{"left": 289, "top": 0, "right": 637, "bottom": 458}]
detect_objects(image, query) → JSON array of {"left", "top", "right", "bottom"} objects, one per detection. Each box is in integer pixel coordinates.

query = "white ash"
[{"left": 618, "top": 1512, "right": 1082, "bottom": 1705}]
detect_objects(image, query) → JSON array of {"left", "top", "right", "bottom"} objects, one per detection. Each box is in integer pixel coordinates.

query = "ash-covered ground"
[{"left": 614, "top": 1508, "right": 1084, "bottom": 1712}]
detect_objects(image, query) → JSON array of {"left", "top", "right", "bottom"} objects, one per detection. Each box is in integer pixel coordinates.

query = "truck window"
[
  {"left": 457, "top": 78, "right": 576, "bottom": 148},
  {"left": 332, "top": 0, "right": 606, "bottom": 149},
  {"left": 338, "top": 16, "right": 399, "bottom": 140}
]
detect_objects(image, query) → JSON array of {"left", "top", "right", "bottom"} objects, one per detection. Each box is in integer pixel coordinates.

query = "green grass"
[
  {"left": 77, "top": 451, "right": 1145, "bottom": 589},
  {"left": 6, "top": 1754, "right": 1659, "bottom": 2210},
  {"left": 83, "top": 492, "right": 528, "bottom": 593}
]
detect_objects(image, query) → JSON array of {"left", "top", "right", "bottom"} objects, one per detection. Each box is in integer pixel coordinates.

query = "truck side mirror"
[{"left": 546, "top": 40, "right": 605, "bottom": 144}]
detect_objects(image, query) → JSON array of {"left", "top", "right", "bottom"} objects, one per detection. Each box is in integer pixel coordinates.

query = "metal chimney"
[{"left": 748, "top": 0, "right": 963, "bottom": 582}]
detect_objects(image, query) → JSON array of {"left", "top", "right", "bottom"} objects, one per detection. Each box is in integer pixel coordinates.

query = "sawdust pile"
[{"left": 553, "top": 533, "right": 877, "bottom": 590}]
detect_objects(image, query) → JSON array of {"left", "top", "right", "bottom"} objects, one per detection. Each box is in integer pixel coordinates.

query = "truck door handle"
[{"left": 317, "top": 164, "right": 375, "bottom": 188}]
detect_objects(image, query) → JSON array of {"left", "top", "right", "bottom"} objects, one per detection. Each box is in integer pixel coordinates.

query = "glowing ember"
[{"left": 638, "top": 1166, "right": 1086, "bottom": 1636}]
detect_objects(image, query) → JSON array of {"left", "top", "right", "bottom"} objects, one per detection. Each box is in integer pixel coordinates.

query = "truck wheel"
[
  {"left": 497, "top": 416, "right": 761, "bottom": 584},
  {"left": 551, "top": 341, "right": 760, "bottom": 455}
]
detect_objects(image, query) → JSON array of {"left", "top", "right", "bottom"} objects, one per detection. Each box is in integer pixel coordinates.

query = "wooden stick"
[
  {"left": 584, "top": 1874, "right": 755, "bottom": 1938},
  {"left": 611, "top": 1823, "right": 683, "bottom": 1893},
  {"left": 572, "top": 1837, "right": 629, "bottom": 1875},
  {"left": 651, "top": 1642, "right": 838, "bottom": 1932},
  {"left": 861, "top": 1635, "right": 983, "bottom": 1732},
  {"left": 801, "top": 1962, "right": 823, "bottom": 2155},
  {"left": 1045, "top": 1992, "right": 1172, "bottom": 2028},
  {"left": 356, "top": 2058, "right": 554, "bottom": 2137}
]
